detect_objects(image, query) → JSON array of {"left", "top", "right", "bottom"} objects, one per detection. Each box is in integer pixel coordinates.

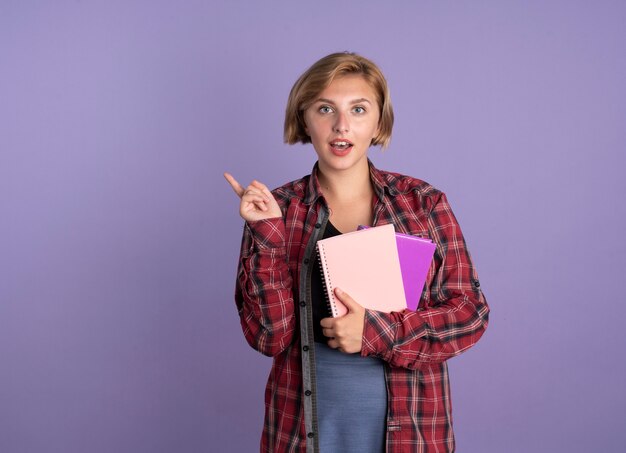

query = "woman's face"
[{"left": 303, "top": 74, "right": 380, "bottom": 175}]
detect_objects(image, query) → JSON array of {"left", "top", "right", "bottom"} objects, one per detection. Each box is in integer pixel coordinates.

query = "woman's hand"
[
  {"left": 320, "top": 288, "right": 365, "bottom": 354},
  {"left": 224, "top": 172, "right": 282, "bottom": 222}
]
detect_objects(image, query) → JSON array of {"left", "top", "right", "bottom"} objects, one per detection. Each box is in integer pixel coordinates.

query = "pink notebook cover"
[
  {"left": 358, "top": 225, "right": 436, "bottom": 311},
  {"left": 316, "top": 224, "right": 407, "bottom": 317}
]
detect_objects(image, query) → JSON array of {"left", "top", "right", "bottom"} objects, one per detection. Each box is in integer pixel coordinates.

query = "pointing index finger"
[{"left": 223, "top": 172, "right": 245, "bottom": 198}]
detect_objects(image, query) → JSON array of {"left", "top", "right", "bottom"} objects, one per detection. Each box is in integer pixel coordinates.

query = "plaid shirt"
[{"left": 235, "top": 160, "right": 489, "bottom": 453}]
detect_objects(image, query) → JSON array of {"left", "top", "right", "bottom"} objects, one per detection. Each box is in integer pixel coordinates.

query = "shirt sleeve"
[
  {"left": 234, "top": 217, "right": 296, "bottom": 357},
  {"left": 360, "top": 192, "right": 489, "bottom": 369}
]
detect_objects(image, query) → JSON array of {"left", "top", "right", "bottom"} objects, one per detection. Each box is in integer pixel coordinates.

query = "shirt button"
[
  {"left": 473, "top": 279, "right": 481, "bottom": 288},
  {"left": 304, "top": 258, "right": 310, "bottom": 265},
  {"left": 300, "top": 301, "right": 306, "bottom": 307},
  {"left": 305, "top": 390, "right": 312, "bottom": 396},
  {"left": 307, "top": 432, "right": 314, "bottom": 438},
  {"left": 302, "top": 345, "right": 309, "bottom": 352},
  {"left": 315, "top": 223, "right": 321, "bottom": 228}
]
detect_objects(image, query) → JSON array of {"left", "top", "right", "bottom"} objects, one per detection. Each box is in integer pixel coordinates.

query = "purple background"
[{"left": 1, "top": 1, "right": 625, "bottom": 452}]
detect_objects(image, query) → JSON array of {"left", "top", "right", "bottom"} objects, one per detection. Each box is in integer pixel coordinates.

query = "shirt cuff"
[
  {"left": 246, "top": 217, "right": 286, "bottom": 251},
  {"left": 360, "top": 309, "right": 396, "bottom": 362}
]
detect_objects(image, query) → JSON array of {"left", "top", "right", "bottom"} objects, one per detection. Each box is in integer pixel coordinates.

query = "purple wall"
[{"left": 1, "top": 1, "right": 625, "bottom": 452}]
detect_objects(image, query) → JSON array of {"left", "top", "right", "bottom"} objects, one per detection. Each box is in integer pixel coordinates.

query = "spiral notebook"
[{"left": 316, "top": 223, "right": 407, "bottom": 317}]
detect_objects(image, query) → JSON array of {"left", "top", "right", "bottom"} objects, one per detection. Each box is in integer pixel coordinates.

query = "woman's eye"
[
  {"left": 353, "top": 106, "right": 366, "bottom": 114},
  {"left": 319, "top": 106, "right": 333, "bottom": 114}
]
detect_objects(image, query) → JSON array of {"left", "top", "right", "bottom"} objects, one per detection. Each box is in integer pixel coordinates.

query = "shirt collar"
[{"left": 303, "top": 159, "right": 396, "bottom": 205}]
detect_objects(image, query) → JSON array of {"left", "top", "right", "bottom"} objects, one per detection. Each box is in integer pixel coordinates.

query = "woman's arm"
[
  {"left": 360, "top": 192, "right": 489, "bottom": 369},
  {"left": 225, "top": 173, "right": 296, "bottom": 357},
  {"left": 234, "top": 218, "right": 297, "bottom": 357}
]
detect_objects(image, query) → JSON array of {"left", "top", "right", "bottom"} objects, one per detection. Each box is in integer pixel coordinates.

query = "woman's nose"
[{"left": 333, "top": 112, "right": 349, "bottom": 133}]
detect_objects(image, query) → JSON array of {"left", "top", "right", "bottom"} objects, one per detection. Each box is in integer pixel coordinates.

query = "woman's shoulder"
[{"left": 375, "top": 167, "right": 443, "bottom": 202}]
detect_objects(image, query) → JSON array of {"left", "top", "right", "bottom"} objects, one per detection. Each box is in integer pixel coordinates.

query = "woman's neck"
[{"left": 317, "top": 161, "right": 374, "bottom": 204}]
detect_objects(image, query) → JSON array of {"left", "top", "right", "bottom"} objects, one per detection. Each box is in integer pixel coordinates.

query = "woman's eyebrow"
[
  {"left": 314, "top": 97, "right": 373, "bottom": 105},
  {"left": 350, "top": 98, "right": 373, "bottom": 105}
]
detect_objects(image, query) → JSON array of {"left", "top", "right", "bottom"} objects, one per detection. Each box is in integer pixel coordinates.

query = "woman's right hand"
[{"left": 224, "top": 172, "right": 282, "bottom": 222}]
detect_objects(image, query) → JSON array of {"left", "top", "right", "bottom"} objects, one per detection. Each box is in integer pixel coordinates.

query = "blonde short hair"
[{"left": 284, "top": 52, "right": 394, "bottom": 149}]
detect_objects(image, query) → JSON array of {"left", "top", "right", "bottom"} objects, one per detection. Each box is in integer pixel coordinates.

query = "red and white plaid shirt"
[{"left": 235, "top": 160, "right": 489, "bottom": 452}]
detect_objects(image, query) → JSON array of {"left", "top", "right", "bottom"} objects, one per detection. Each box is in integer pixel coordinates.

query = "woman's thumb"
[{"left": 334, "top": 287, "right": 357, "bottom": 312}]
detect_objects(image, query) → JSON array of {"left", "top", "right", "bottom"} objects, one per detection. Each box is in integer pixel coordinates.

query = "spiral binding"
[{"left": 316, "top": 243, "right": 337, "bottom": 317}]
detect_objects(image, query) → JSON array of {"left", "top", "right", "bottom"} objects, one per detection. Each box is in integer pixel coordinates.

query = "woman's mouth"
[{"left": 329, "top": 139, "right": 354, "bottom": 156}]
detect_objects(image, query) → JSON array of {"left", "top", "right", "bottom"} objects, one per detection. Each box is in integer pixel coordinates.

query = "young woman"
[{"left": 224, "top": 52, "right": 489, "bottom": 453}]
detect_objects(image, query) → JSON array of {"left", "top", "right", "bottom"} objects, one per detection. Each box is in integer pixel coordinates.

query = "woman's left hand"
[{"left": 320, "top": 288, "right": 365, "bottom": 353}]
